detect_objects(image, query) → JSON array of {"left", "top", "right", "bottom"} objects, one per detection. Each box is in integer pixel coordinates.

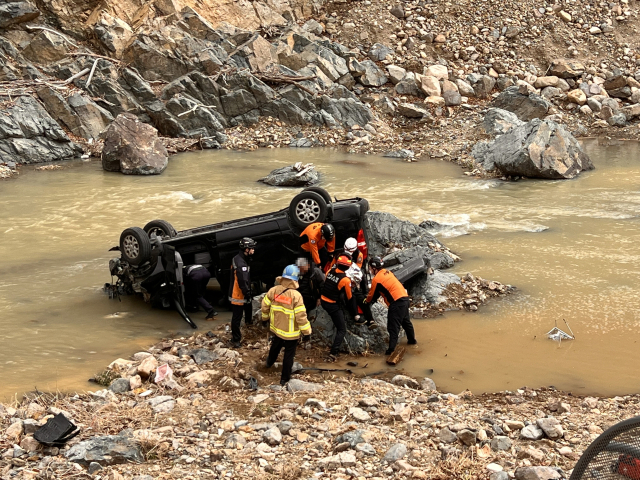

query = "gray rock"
[
  {"left": 65, "top": 434, "right": 143, "bottom": 466},
  {"left": 520, "top": 424, "right": 545, "bottom": 440},
  {"left": 225, "top": 433, "right": 247, "bottom": 448},
  {"left": 391, "top": 375, "right": 420, "bottom": 389},
  {"left": 290, "top": 137, "right": 313, "bottom": 148},
  {"left": 608, "top": 113, "right": 627, "bottom": 127},
  {"left": 457, "top": 429, "right": 476, "bottom": 446},
  {"left": 456, "top": 79, "right": 475, "bottom": 96},
  {"left": 387, "top": 65, "right": 406, "bottom": 84},
  {"left": 491, "top": 473, "right": 510, "bottom": 480},
  {"left": 483, "top": 108, "right": 525, "bottom": 135},
  {"left": 258, "top": 164, "right": 319, "bottom": 187},
  {"left": 439, "top": 427, "right": 458, "bottom": 444},
  {"left": 320, "top": 97, "right": 373, "bottom": 128},
  {"left": 335, "top": 429, "right": 368, "bottom": 447},
  {"left": 147, "top": 395, "right": 175, "bottom": 413},
  {"left": 390, "top": 5, "right": 404, "bottom": 18},
  {"left": 190, "top": 348, "right": 219, "bottom": 364},
  {"left": 22, "top": 30, "right": 68, "bottom": 64},
  {"left": 0, "top": 95, "right": 81, "bottom": 165},
  {"left": 421, "top": 377, "right": 436, "bottom": 391},
  {"left": 109, "top": 378, "right": 131, "bottom": 394},
  {"left": 395, "top": 78, "right": 420, "bottom": 96},
  {"left": 263, "top": 426, "right": 282, "bottom": 445},
  {"left": 383, "top": 149, "right": 414, "bottom": 159},
  {"left": 369, "top": 43, "right": 393, "bottom": 61},
  {"left": 491, "top": 86, "right": 551, "bottom": 121},
  {"left": 536, "top": 417, "right": 563, "bottom": 439},
  {"left": 101, "top": 113, "right": 168, "bottom": 175},
  {"left": 443, "top": 90, "right": 462, "bottom": 106},
  {"left": 287, "top": 379, "right": 323, "bottom": 392},
  {"left": 363, "top": 211, "right": 443, "bottom": 258},
  {"left": 277, "top": 421, "right": 294, "bottom": 435},
  {"left": 473, "top": 75, "right": 496, "bottom": 99},
  {"left": 397, "top": 103, "right": 429, "bottom": 118},
  {"left": 587, "top": 98, "right": 602, "bottom": 113},
  {"left": 355, "top": 443, "right": 376, "bottom": 455},
  {"left": 0, "top": 1, "right": 39, "bottom": 28},
  {"left": 549, "top": 59, "right": 585, "bottom": 79},
  {"left": 66, "top": 93, "right": 113, "bottom": 140},
  {"left": 491, "top": 436, "right": 512, "bottom": 451},
  {"left": 383, "top": 443, "right": 407, "bottom": 462},
  {"left": 88, "top": 462, "right": 103, "bottom": 474},
  {"left": 359, "top": 60, "right": 388, "bottom": 87},
  {"left": 472, "top": 118, "right": 594, "bottom": 179},
  {"left": 514, "top": 466, "right": 562, "bottom": 480}
]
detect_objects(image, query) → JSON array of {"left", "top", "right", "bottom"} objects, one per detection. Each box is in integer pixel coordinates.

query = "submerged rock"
[
  {"left": 258, "top": 163, "right": 319, "bottom": 186},
  {"left": 101, "top": 113, "right": 168, "bottom": 175},
  {"left": 472, "top": 118, "right": 594, "bottom": 179}
]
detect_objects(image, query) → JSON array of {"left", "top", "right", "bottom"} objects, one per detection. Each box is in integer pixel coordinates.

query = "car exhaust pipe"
[{"left": 172, "top": 294, "right": 197, "bottom": 329}]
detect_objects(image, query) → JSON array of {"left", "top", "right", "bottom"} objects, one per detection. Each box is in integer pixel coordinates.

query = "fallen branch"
[
  {"left": 177, "top": 104, "right": 219, "bottom": 117},
  {"left": 24, "top": 25, "right": 79, "bottom": 48},
  {"left": 254, "top": 74, "right": 318, "bottom": 96},
  {"left": 226, "top": 32, "right": 260, "bottom": 58},
  {"left": 62, "top": 68, "right": 91, "bottom": 85},
  {"left": 85, "top": 59, "right": 99, "bottom": 88},
  {"left": 67, "top": 52, "right": 122, "bottom": 64}
]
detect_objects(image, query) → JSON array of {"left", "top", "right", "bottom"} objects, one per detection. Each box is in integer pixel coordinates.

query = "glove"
[
  {"left": 302, "top": 335, "right": 311, "bottom": 343},
  {"left": 354, "top": 315, "right": 361, "bottom": 322},
  {"left": 363, "top": 299, "right": 369, "bottom": 305}
]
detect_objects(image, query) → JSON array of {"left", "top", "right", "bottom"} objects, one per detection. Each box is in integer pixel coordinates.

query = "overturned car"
[{"left": 105, "top": 188, "right": 429, "bottom": 327}]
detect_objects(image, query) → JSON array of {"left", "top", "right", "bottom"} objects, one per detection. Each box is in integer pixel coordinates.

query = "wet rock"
[
  {"left": 109, "top": 378, "right": 131, "bottom": 394},
  {"left": 287, "top": 379, "right": 323, "bottom": 392},
  {"left": 537, "top": 417, "right": 563, "bottom": 439},
  {"left": 369, "top": 43, "right": 393, "bottom": 61},
  {"left": 383, "top": 149, "right": 414, "bottom": 159},
  {"left": 65, "top": 433, "right": 143, "bottom": 466},
  {"left": 514, "top": 466, "right": 562, "bottom": 480},
  {"left": 0, "top": 95, "right": 80, "bottom": 165},
  {"left": 101, "top": 113, "right": 168, "bottom": 175},
  {"left": 290, "top": 137, "right": 313, "bottom": 148},
  {"left": 483, "top": 108, "right": 525, "bottom": 135},
  {"left": 472, "top": 118, "right": 594, "bottom": 179},
  {"left": 491, "top": 436, "right": 512, "bottom": 451},
  {"left": 258, "top": 163, "right": 319, "bottom": 186},
  {"left": 383, "top": 443, "right": 407, "bottom": 462},
  {"left": 491, "top": 86, "right": 551, "bottom": 121},
  {"left": 0, "top": 1, "right": 39, "bottom": 28},
  {"left": 549, "top": 59, "right": 585, "bottom": 79}
]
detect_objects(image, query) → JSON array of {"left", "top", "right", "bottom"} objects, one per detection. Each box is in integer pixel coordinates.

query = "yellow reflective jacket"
[{"left": 261, "top": 277, "right": 311, "bottom": 340}]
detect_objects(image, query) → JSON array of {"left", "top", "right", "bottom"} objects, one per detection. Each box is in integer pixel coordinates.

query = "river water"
[{"left": 1, "top": 141, "right": 639, "bottom": 400}]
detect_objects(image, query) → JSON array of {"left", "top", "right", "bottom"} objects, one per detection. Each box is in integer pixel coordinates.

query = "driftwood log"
[{"left": 386, "top": 346, "right": 406, "bottom": 365}]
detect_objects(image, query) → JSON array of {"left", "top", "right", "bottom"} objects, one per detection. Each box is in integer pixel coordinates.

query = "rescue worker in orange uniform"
[
  {"left": 300, "top": 222, "right": 335, "bottom": 268},
  {"left": 365, "top": 256, "right": 417, "bottom": 355},
  {"left": 229, "top": 237, "right": 256, "bottom": 348},
  {"left": 261, "top": 265, "right": 312, "bottom": 386},
  {"left": 320, "top": 254, "right": 358, "bottom": 360}
]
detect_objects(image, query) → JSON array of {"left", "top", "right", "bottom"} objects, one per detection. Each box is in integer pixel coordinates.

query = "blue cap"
[{"left": 282, "top": 265, "right": 300, "bottom": 282}]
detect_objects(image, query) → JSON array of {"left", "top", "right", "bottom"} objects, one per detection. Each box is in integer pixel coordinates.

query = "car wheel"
[
  {"left": 289, "top": 191, "right": 328, "bottom": 229},
  {"left": 302, "top": 187, "right": 332, "bottom": 205},
  {"left": 119, "top": 227, "right": 152, "bottom": 265},
  {"left": 143, "top": 219, "right": 177, "bottom": 238}
]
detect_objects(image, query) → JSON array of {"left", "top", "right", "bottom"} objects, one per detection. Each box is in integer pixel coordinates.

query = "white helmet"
[{"left": 344, "top": 237, "right": 358, "bottom": 254}]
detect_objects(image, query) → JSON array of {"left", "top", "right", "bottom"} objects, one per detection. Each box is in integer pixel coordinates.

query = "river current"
[{"left": 1, "top": 141, "right": 639, "bottom": 400}]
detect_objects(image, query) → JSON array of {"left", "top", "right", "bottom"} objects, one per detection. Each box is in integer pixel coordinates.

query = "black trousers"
[
  {"left": 231, "top": 303, "right": 253, "bottom": 342},
  {"left": 302, "top": 294, "right": 318, "bottom": 316},
  {"left": 321, "top": 300, "right": 346, "bottom": 355},
  {"left": 184, "top": 268, "right": 214, "bottom": 315},
  {"left": 387, "top": 298, "right": 415, "bottom": 353},
  {"left": 266, "top": 336, "right": 298, "bottom": 385},
  {"left": 353, "top": 291, "right": 373, "bottom": 321}
]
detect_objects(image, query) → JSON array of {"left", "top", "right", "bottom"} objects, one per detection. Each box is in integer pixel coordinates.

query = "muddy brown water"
[{"left": 1, "top": 141, "right": 639, "bottom": 400}]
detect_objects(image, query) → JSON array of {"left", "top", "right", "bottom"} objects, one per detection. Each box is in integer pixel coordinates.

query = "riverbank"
[{"left": 0, "top": 327, "right": 631, "bottom": 480}]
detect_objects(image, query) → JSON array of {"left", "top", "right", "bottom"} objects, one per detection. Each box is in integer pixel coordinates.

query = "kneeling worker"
[
  {"left": 261, "top": 265, "right": 312, "bottom": 386},
  {"left": 300, "top": 222, "right": 335, "bottom": 268},
  {"left": 320, "top": 254, "right": 358, "bottom": 360},
  {"left": 365, "top": 256, "right": 417, "bottom": 355}
]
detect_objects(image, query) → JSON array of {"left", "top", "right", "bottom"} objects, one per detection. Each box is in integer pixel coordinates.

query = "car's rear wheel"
[
  {"left": 289, "top": 191, "right": 328, "bottom": 229},
  {"left": 120, "top": 227, "right": 152, "bottom": 265},
  {"left": 302, "top": 187, "right": 332, "bottom": 205},
  {"left": 143, "top": 219, "right": 177, "bottom": 238}
]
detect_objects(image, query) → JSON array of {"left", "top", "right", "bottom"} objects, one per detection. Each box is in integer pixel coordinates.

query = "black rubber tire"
[
  {"left": 119, "top": 227, "right": 152, "bottom": 266},
  {"left": 288, "top": 191, "right": 328, "bottom": 229},
  {"left": 143, "top": 219, "right": 177, "bottom": 238},
  {"left": 302, "top": 187, "right": 332, "bottom": 205}
]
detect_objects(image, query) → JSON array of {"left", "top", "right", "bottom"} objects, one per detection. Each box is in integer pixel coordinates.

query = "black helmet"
[
  {"left": 239, "top": 237, "right": 257, "bottom": 250},
  {"left": 369, "top": 256, "right": 383, "bottom": 270},
  {"left": 321, "top": 223, "right": 335, "bottom": 240}
]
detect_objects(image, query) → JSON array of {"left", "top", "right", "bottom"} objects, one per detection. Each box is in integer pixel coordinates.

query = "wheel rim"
[
  {"left": 295, "top": 198, "right": 321, "bottom": 223},
  {"left": 123, "top": 235, "right": 140, "bottom": 259},
  {"left": 148, "top": 227, "right": 166, "bottom": 238}
]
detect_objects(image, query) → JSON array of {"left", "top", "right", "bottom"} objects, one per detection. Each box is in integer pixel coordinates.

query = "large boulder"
[
  {"left": 0, "top": 1, "right": 39, "bottom": 28},
  {"left": 491, "top": 86, "right": 551, "bottom": 121},
  {"left": 101, "top": 113, "right": 168, "bottom": 175},
  {"left": 483, "top": 108, "right": 525, "bottom": 136},
  {"left": 258, "top": 163, "right": 319, "bottom": 186},
  {"left": 472, "top": 118, "right": 594, "bottom": 179},
  {"left": 0, "top": 96, "right": 81, "bottom": 165},
  {"left": 65, "top": 433, "right": 143, "bottom": 466}
]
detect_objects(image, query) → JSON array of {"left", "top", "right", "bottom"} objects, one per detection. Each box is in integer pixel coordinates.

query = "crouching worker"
[
  {"left": 365, "top": 256, "right": 417, "bottom": 355},
  {"left": 261, "top": 265, "right": 312, "bottom": 386},
  {"left": 184, "top": 264, "right": 218, "bottom": 320}
]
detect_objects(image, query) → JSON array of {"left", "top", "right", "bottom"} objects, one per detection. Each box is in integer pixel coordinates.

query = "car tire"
[
  {"left": 302, "top": 187, "right": 332, "bottom": 205},
  {"left": 289, "top": 191, "right": 328, "bottom": 229},
  {"left": 120, "top": 227, "right": 152, "bottom": 266},
  {"left": 143, "top": 219, "right": 177, "bottom": 238}
]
